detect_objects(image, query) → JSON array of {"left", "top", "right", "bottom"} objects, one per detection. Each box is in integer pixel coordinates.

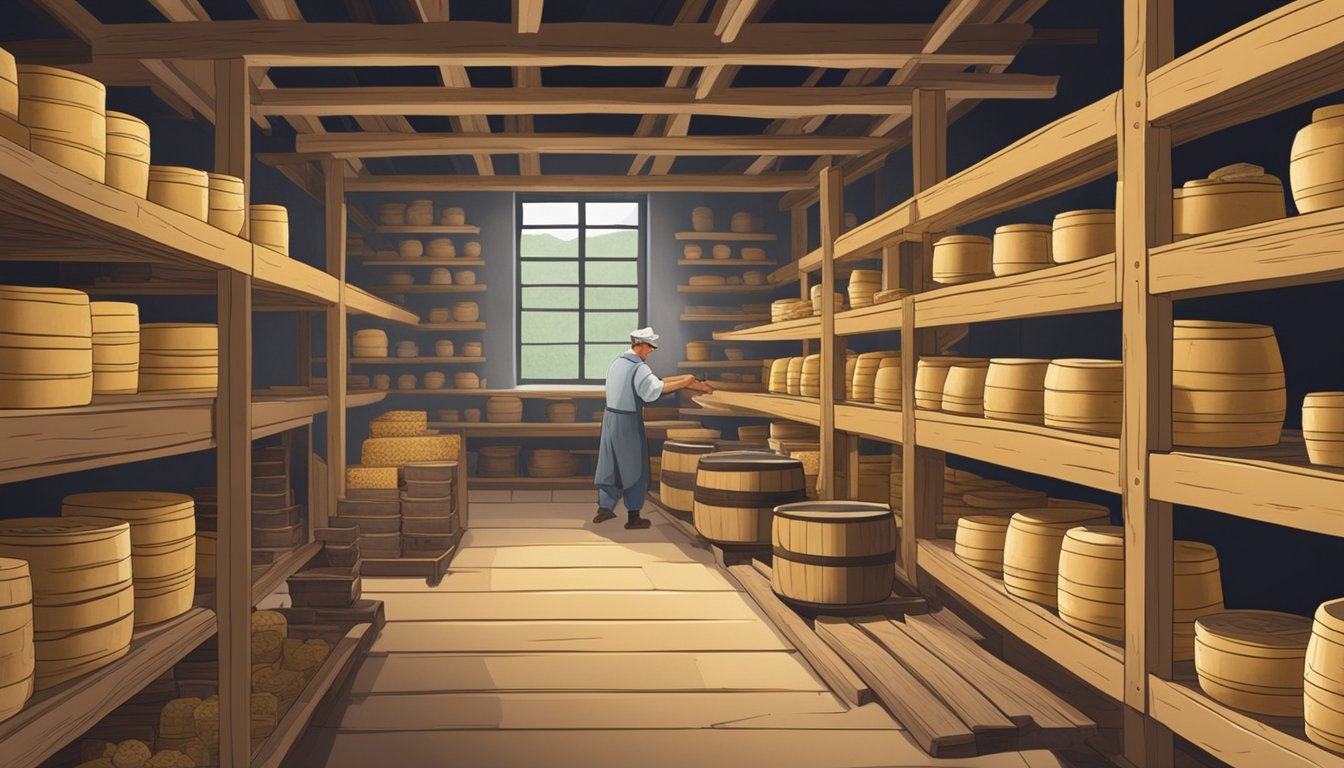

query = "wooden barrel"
[
  {"left": 1174, "top": 164, "right": 1285, "bottom": 239},
  {"left": 138, "top": 323, "right": 218, "bottom": 393},
  {"left": 1306, "top": 598, "right": 1344, "bottom": 752},
  {"left": 771, "top": 501, "right": 897, "bottom": 607},
  {"left": 17, "top": 65, "right": 106, "bottom": 181},
  {"left": 984, "top": 358, "right": 1050, "bottom": 424},
  {"left": 90, "top": 301, "right": 139, "bottom": 395},
  {"left": 932, "top": 235, "right": 993, "bottom": 284},
  {"left": 1195, "top": 610, "right": 1312, "bottom": 717},
  {"left": 941, "top": 361, "right": 991, "bottom": 416},
  {"left": 693, "top": 452, "right": 806, "bottom": 544},
  {"left": 1173, "top": 320, "right": 1285, "bottom": 448},
  {"left": 104, "top": 111, "right": 150, "bottom": 197},
  {"left": 799, "top": 354, "right": 821, "bottom": 398},
  {"left": 1052, "top": 209, "right": 1115, "bottom": 264},
  {"left": 1305, "top": 392, "right": 1344, "bottom": 467},
  {"left": 659, "top": 441, "right": 715, "bottom": 514},
  {"left": 528, "top": 449, "right": 580, "bottom": 478},
  {"left": 915, "top": 356, "right": 983, "bottom": 410},
  {"left": 846, "top": 270, "right": 882, "bottom": 308},
  {"left": 0, "top": 558, "right": 33, "bottom": 723},
  {"left": 486, "top": 396, "right": 523, "bottom": 423},
  {"left": 148, "top": 165, "right": 209, "bottom": 221},
  {"left": 692, "top": 207, "right": 714, "bottom": 232},
  {"left": 993, "top": 223, "right": 1052, "bottom": 276},
  {"left": 872, "top": 358, "right": 902, "bottom": 408},
  {"left": 1057, "top": 525, "right": 1125, "bottom": 641},
  {"left": 1291, "top": 105, "right": 1344, "bottom": 214},
  {"left": 0, "top": 285, "right": 92, "bottom": 408},
  {"left": 477, "top": 445, "right": 520, "bottom": 477},
  {"left": 0, "top": 47, "right": 14, "bottom": 120},
  {"left": 452, "top": 301, "right": 480, "bottom": 322},
  {"left": 1045, "top": 359, "right": 1123, "bottom": 436},
  {"left": 1002, "top": 507, "right": 1111, "bottom": 608},
  {"left": 250, "top": 204, "right": 290, "bottom": 256},
  {"left": 1174, "top": 540, "right": 1224, "bottom": 661},
  {"left": 851, "top": 351, "right": 898, "bottom": 403},
  {"left": 206, "top": 172, "right": 245, "bottom": 236},
  {"left": 546, "top": 400, "right": 577, "bottom": 423},
  {"left": 955, "top": 515, "right": 1012, "bottom": 576}
]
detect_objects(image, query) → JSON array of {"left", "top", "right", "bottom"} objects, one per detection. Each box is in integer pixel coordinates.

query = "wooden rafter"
[
  {"left": 342, "top": 173, "right": 815, "bottom": 193},
  {"left": 514, "top": 67, "right": 543, "bottom": 175},
  {"left": 246, "top": 0, "right": 303, "bottom": 18},
  {"left": 514, "top": 0, "right": 543, "bottom": 34},
  {"left": 627, "top": 0, "right": 711, "bottom": 175},
  {"left": 715, "top": 0, "right": 760, "bottom": 43},
  {"left": 404, "top": 0, "right": 495, "bottom": 176},
  {"left": 291, "top": 132, "right": 895, "bottom": 158}
]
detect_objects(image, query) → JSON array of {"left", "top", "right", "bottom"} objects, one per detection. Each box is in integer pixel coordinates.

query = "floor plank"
[
  {"left": 461, "top": 528, "right": 673, "bottom": 547},
  {"left": 366, "top": 590, "right": 762, "bottom": 622},
  {"left": 468, "top": 490, "right": 515, "bottom": 502},
  {"left": 553, "top": 490, "right": 596, "bottom": 502},
  {"left": 641, "top": 562, "right": 740, "bottom": 591},
  {"left": 451, "top": 542, "right": 714, "bottom": 568},
  {"left": 368, "top": 620, "right": 793, "bottom": 653}
]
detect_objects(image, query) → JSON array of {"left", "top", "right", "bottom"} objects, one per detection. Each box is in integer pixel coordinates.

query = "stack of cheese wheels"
[
  {"left": 768, "top": 358, "right": 790, "bottom": 394},
  {"left": 1172, "top": 320, "right": 1285, "bottom": 448},
  {"left": 741, "top": 247, "right": 767, "bottom": 261},
  {"left": 846, "top": 270, "right": 882, "bottom": 308},
  {"left": 206, "top": 173, "right": 245, "bottom": 236},
  {"left": 0, "top": 285, "right": 93, "bottom": 408},
  {"left": 730, "top": 212, "right": 753, "bottom": 233},
  {"left": 686, "top": 341, "right": 711, "bottom": 362},
  {"left": 736, "top": 424, "right": 769, "bottom": 443},
  {"left": 785, "top": 356, "right": 805, "bottom": 396},
  {"left": 955, "top": 515, "right": 1013, "bottom": 576},
  {"left": 379, "top": 202, "right": 407, "bottom": 225},
  {"left": 1291, "top": 106, "right": 1344, "bottom": 213},
  {"left": 369, "top": 410, "right": 428, "bottom": 438},
  {"left": 528, "top": 449, "right": 580, "bottom": 478},
  {"left": 90, "top": 301, "right": 139, "bottom": 395},
  {"left": 712, "top": 244, "right": 732, "bottom": 260},
  {"left": 0, "top": 517, "right": 133, "bottom": 690},
  {"left": 851, "top": 351, "right": 898, "bottom": 403},
  {"left": 0, "top": 558, "right": 33, "bottom": 722},
  {"left": 1002, "top": 506, "right": 1110, "bottom": 608},
  {"left": 352, "top": 329, "right": 388, "bottom": 358},
  {"left": 1306, "top": 598, "right": 1344, "bottom": 752},
  {"left": 771, "top": 299, "right": 811, "bottom": 323},
  {"left": 427, "top": 237, "right": 455, "bottom": 258},
  {"left": 810, "top": 285, "right": 844, "bottom": 315},
  {"left": 691, "top": 207, "right": 714, "bottom": 231},
  {"left": 406, "top": 199, "right": 433, "bottom": 226},
  {"left": 659, "top": 441, "right": 715, "bottom": 514},
  {"left": 434, "top": 339, "right": 454, "bottom": 357},
  {"left": 1304, "top": 392, "right": 1344, "bottom": 467},
  {"left": 984, "top": 358, "right": 1051, "bottom": 424},
  {"left": 452, "top": 301, "right": 480, "bottom": 322},
  {"left": 799, "top": 354, "right": 821, "bottom": 398},
  {"left": 1195, "top": 609, "right": 1312, "bottom": 717},
  {"left": 62, "top": 492, "right": 196, "bottom": 627},
  {"left": 932, "top": 235, "right": 993, "bottom": 284},
  {"left": 693, "top": 451, "right": 806, "bottom": 544},
  {"left": 1173, "top": 540, "right": 1225, "bottom": 661},
  {"left": 1056, "top": 525, "right": 1125, "bottom": 641},
  {"left": 486, "top": 396, "right": 523, "bottom": 423},
  {"left": 147, "top": 166, "right": 209, "bottom": 220},
  {"left": 104, "top": 112, "right": 150, "bottom": 197},
  {"left": 772, "top": 501, "right": 897, "bottom": 607},
  {"left": 941, "top": 361, "right": 991, "bottom": 416},
  {"left": 992, "top": 224, "right": 1052, "bottom": 276},
  {"left": 683, "top": 244, "right": 703, "bottom": 260},
  {"left": 461, "top": 340, "right": 483, "bottom": 357},
  {"left": 249, "top": 205, "right": 290, "bottom": 256},
  {"left": 690, "top": 275, "right": 726, "bottom": 287},
  {"left": 1045, "top": 359, "right": 1123, "bottom": 436},
  {"left": 138, "top": 323, "right": 218, "bottom": 393},
  {"left": 1052, "top": 210, "right": 1115, "bottom": 264},
  {"left": 546, "top": 399, "right": 577, "bottom": 423},
  {"left": 866, "top": 358, "right": 900, "bottom": 409},
  {"left": 1174, "top": 163, "right": 1286, "bottom": 239},
  {"left": 400, "top": 239, "right": 424, "bottom": 260},
  {"left": 915, "top": 357, "right": 982, "bottom": 410},
  {"left": 477, "top": 445, "right": 521, "bottom": 477},
  {"left": 441, "top": 207, "right": 466, "bottom": 226},
  {"left": 454, "top": 371, "right": 479, "bottom": 389},
  {"left": 17, "top": 65, "right": 106, "bottom": 181},
  {"left": 937, "top": 482, "right": 1028, "bottom": 534}
]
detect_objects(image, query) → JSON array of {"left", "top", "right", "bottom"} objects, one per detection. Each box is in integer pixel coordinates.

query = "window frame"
[{"left": 515, "top": 193, "right": 648, "bottom": 385}]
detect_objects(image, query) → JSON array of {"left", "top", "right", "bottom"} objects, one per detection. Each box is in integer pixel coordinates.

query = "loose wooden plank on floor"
[
  {"left": 368, "top": 619, "right": 793, "bottom": 653},
  {"left": 451, "top": 542, "right": 714, "bottom": 568},
  {"left": 365, "top": 589, "right": 762, "bottom": 621}
]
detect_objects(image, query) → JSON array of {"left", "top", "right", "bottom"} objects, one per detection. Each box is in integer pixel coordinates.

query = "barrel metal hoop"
[
  {"left": 772, "top": 547, "right": 898, "bottom": 567},
  {"left": 659, "top": 470, "right": 697, "bottom": 492},
  {"left": 693, "top": 488, "right": 806, "bottom": 509}
]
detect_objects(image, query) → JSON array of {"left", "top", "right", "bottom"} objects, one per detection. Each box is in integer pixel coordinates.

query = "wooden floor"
[{"left": 291, "top": 490, "right": 1071, "bottom": 768}]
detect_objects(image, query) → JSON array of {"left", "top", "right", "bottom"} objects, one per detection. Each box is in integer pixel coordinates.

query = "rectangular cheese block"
[
  {"left": 346, "top": 466, "right": 399, "bottom": 490},
  {"left": 360, "top": 435, "right": 461, "bottom": 467}
]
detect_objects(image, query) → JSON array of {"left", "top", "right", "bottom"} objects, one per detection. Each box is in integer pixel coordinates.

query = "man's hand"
[{"left": 689, "top": 379, "right": 715, "bottom": 394}]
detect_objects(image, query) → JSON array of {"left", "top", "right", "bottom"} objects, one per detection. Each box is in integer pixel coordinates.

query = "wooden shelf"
[
  {"left": 835, "top": 402, "right": 904, "bottom": 444},
  {"left": 835, "top": 301, "right": 902, "bottom": 336},
  {"left": 358, "top": 258, "right": 486, "bottom": 267},
  {"left": 343, "top": 356, "right": 486, "bottom": 365},
  {"left": 253, "top": 245, "right": 340, "bottom": 305},
  {"left": 251, "top": 623, "right": 372, "bottom": 768},
  {"left": 674, "top": 231, "right": 778, "bottom": 241},
  {"left": 346, "top": 285, "right": 420, "bottom": 326},
  {"left": 1150, "top": 431, "right": 1344, "bottom": 537},
  {"left": 679, "top": 313, "right": 770, "bottom": 323},
  {"left": 1148, "top": 0, "right": 1344, "bottom": 145},
  {"left": 250, "top": 540, "right": 322, "bottom": 605},
  {"left": 370, "top": 224, "right": 481, "bottom": 235},
  {"left": 412, "top": 322, "right": 487, "bottom": 331},
  {"left": 252, "top": 390, "right": 387, "bottom": 439},
  {"left": 678, "top": 407, "right": 770, "bottom": 420},
  {"left": 918, "top": 540, "right": 1124, "bottom": 702},
  {"left": 1149, "top": 207, "right": 1344, "bottom": 299},
  {"left": 913, "top": 254, "right": 1118, "bottom": 328},
  {"left": 676, "top": 259, "right": 777, "bottom": 267},
  {"left": 713, "top": 316, "right": 821, "bottom": 341},
  {"left": 366, "top": 284, "right": 488, "bottom": 295},
  {"left": 379, "top": 386, "right": 606, "bottom": 398},
  {"left": 915, "top": 410, "right": 1122, "bottom": 493},
  {"left": 675, "top": 284, "right": 778, "bottom": 294},
  {"left": 428, "top": 419, "right": 690, "bottom": 438},
  {"left": 0, "top": 607, "right": 217, "bottom": 768},
  {"left": 767, "top": 246, "right": 826, "bottom": 282},
  {"left": 692, "top": 391, "right": 820, "bottom": 426},
  {"left": 1148, "top": 674, "right": 1344, "bottom": 768},
  {"left": 676, "top": 360, "right": 765, "bottom": 369}
]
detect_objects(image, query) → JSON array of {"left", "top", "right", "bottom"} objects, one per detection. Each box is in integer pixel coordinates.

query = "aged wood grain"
[{"left": 914, "top": 254, "right": 1117, "bottom": 328}]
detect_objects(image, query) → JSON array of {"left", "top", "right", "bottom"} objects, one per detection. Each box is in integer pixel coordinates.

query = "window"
[{"left": 516, "top": 195, "right": 646, "bottom": 383}]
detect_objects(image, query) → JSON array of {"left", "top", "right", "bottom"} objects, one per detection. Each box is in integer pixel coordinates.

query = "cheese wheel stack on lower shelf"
[
  {"left": 90, "top": 301, "right": 140, "bottom": 395},
  {"left": 138, "top": 323, "right": 218, "bottom": 394},
  {"left": 0, "top": 284, "right": 93, "bottom": 408}
]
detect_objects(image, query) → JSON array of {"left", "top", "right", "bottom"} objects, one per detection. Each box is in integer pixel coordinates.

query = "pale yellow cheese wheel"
[
  {"left": 34, "top": 617, "right": 132, "bottom": 690},
  {"left": 17, "top": 65, "right": 106, "bottom": 182},
  {"left": 207, "top": 173, "right": 245, "bottom": 236},
  {"left": 346, "top": 465, "right": 399, "bottom": 490},
  {"left": 0, "top": 673, "right": 33, "bottom": 722},
  {"left": 133, "top": 570, "right": 194, "bottom": 626},
  {"left": 0, "top": 285, "right": 91, "bottom": 337},
  {"left": 0, "top": 346, "right": 92, "bottom": 376},
  {"left": 104, "top": 111, "right": 150, "bottom": 197},
  {"left": 0, "top": 518, "right": 131, "bottom": 594},
  {"left": 148, "top": 166, "right": 209, "bottom": 221},
  {"left": 139, "top": 323, "right": 217, "bottom": 352},
  {"left": 250, "top": 205, "right": 289, "bottom": 256},
  {"left": 0, "top": 47, "right": 15, "bottom": 120}
]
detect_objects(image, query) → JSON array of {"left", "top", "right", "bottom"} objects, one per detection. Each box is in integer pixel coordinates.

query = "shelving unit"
[
  {"left": 370, "top": 224, "right": 480, "bottom": 235},
  {"left": 674, "top": 231, "right": 778, "bottom": 241},
  {"left": 675, "top": 284, "right": 776, "bottom": 294},
  {"left": 357, "top": 257, "right": 486, "bottom": 267},
  {"left": 676, "top": 259, "right": 777, "bottom": 267},
  {"left": 366, "top": 283, "right": 488, "bottom": 295}
]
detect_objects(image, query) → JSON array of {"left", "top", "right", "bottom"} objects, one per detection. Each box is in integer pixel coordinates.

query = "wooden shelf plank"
[
  {"left": 346, "top": 285, "right": 420, "bottom": 326},
  {"left": 835, "top": 402, "right": 904, "bottom": 444},
  {"left": 918, "top": 540, "right": 1124, "bottom": 702},
  {"left": 675, "top": 284, "right": 779, "bottom": 294},
  {"left": 375, "top": 387, "right": 606, "bottom": 398},
  {"left": 830, "top": 202, "right": 918, "bottom": 265},
  {"left": 342, "top": 356, "right": 486, "bottom": 365},
  {"left": 1149, "top": 207, "right": 1344, "bottom": 298},
  {"left": 411, "top": 322, "right": 487, "bottom": 331},
  {"left": 676, "top": 360, "right": 766, "bottom": 369},
  {"left": 358, "top": 258, "right": 486, "bottom": 267},
  {"left": 713, "top": 316, "right": 821, "bottom": 341},
  {"left": 680, "top": 313, "right": 770, "bottom": 323},
  {"left": 674, "top": 231, "right": 778, "bottom": 241},
  {"left": 371, "top": 224, "right": 481, "bottom": 235},
  {"left": 427, "top": 419, "right": 690, "bottom": 438},
  {"left": 835, "top": 301, "right": 903, "bottom": 336},
  {"left": 253, "top": 245, "right": 340, "bottom": 305},
  {"left": 1148, "top": 0, "right": 1344, "bottom": 145},
  {"left": 251, "top": 540, "right": 322, "bottom": 605},
  {"left": 469, "top": 476, "right": 597, "bottom": 489},
  {"left": 677, "top": 259, "right": 778, "bottom": 267},
  {"left": 913, "top": 254, "right": 1117, "bottom": 328},
  {"left": 693, "top": 391, "right": 820, "bottom": 426},
  {"left": 0, "top": 607, "right": 217, "bottom": 768},
  {"left": 366, "top": 284, "right": 488, "bottom": 295},
  {"left": 1148, "top": 675, "right": 1344, "bottom": 768},
  {"left": 915, "top": 410, "right": 1122, "bottom": 492},
  {"left": 1150, "top": 431, "right": 1344, "bottom": 537}
]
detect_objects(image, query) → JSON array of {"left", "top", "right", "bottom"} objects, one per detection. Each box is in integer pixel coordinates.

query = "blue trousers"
[{"left": 597, "top": 473, "right": 646, "bottom": 513}]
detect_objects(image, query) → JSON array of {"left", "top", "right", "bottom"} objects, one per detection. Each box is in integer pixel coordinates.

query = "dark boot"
[
  {"left": 624, "top": 510, "right": 651, "bottom": 529},
  {"left": 592, "top": 507, "right": 616, "bottom": 523}
]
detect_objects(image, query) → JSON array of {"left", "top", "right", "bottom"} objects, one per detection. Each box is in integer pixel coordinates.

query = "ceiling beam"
[
  {"left": 342, "top": 173, "right": 814, "bottom": 193},
  {"left": 90, "top": 21, "right": 1034, "bottom": 68},
  {"left": 148, "top": 0, "right": 210, "bottom": 20},
  {"left": 715, "top": 0, "right": 760, "bottom": 43},
  {"left": 246, "top": 0, "right": 303, "bottom": 18},
  {"left": 923, "top": 0, "right": 988, "bottom": 53},
  {"left": 514, "top": 67, "right": 542, "bottom": 175},
  {"left": 293, "top": 132, "right": 895, "bottom": 158},
  {"left": 627, "top": 0, "right": 713, "bottom": 175},
  {"left": 514, "top": 0, "right": 543, "bottom": 33}
]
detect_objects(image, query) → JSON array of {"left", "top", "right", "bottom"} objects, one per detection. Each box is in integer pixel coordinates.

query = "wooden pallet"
[{"left": 362, "top": 532, "right": 462, "bottom": 587}]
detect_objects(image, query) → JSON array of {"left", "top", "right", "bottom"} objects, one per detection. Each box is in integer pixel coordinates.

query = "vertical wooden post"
[
  {"left": 912, "top": 90, "right": 947, "bottom": 194},
  {"left": 213, "top": 58, "right": 251, "bottom": 768},
  {"left": 881, "top": 243, "right": 901, "bottom": 291},
  {"left": 818, "top": 166, "right": 843, "bottom": 499},
  {"left": 1121, "top": 1, "right": 1175, "bottom": 766},
  {"left": 792, "top": 205, "right": 813, "bottom": 355},
  {"left": 325, "top": 160, "right": 348, "bottom": 524},
  {"left": 296, "top": 313, "right": 312, "bottom": 388}
]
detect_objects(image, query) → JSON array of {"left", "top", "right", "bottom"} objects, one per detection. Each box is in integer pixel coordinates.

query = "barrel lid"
[
  {"left": 1049, "top": 358, "right": 1122, "bottom": 370},
  {"left": 1174, "top": 539, "right": 1218, "bottom": 563},
  {"left": 918, "top": 356, "right": 985, "bottom": 369},
  {"left": 0, "top": 284, "right": 89, "bottom": 303},
  {"left": 1011, "top": 507, "right": 1110, "bottom": 527},
  {"left": 957, "top": 514, "right": 1012, "bottom": 531},
  {"left": 0, "top": 516, "right": 128, "bottom": 539},
  {"left": 1305, "top": 392, "right": 1344, "bottom": 409},
  {"left": 697, "top": 450, "right": 800, "bottom": 472},
  {"left": 62, "top": 491, "right": 195, "bottom": 519},
  {"left": 0, "top": 557, "right": 29, "bottom": 576},
  {"left": 1053, "top": 209, "right": 1115, "bottom": 221},
  {"left": 1064, "top": 524, "right": 1124, "bottom": 547},
  {"left": 1173, "top": 320, "right": 1276, "bottom": 339},
  {"left": 16, "top": 64, "right": 106, "bottom": 91},
  {"left": 995, "top": 223, "right": 1052, "bottom": 234},
  {"left": 989, "top": 358, "right": 1051, "bottom": 367},
  {"left": 1316, "top": 598, "right": 1344, "bottom": 634},
  {"left": 774, "top": 500, "right": 893, "bottom": 522},
  {"left": 1312, "top": 105, "right": 1344, "bottom": 122},
  {"left": 934, "top": 234, "right": 992, "bottom": 246},
  {"left": 1196, "top": 610, "right": 1312, "bottom": 650}
]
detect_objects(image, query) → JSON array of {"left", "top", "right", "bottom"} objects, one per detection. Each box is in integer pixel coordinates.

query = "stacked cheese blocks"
[
  {"left": 0, "top": 517, "right": 133, "bottom": 690},
  {"left": 846, "top": 270, "right": 882, "bottom": 308},
  {"left": 337, "top": 472, "right": 402, "bottom": 559},
  {"left": 771, "top": 298, "right": 812, "bottom": 323},
  {"left": 139, "top": 324, "right": 218, "bottom": 394},
  {"left": 286, "top": 527, "right": 362, "bottom": 610},
  {"left": 486, "top": 396, "right": 523, "bottom": 423},
  {"left": 18, "top": 64, "right": 107, "bottom": 181},
  {"left": 91, "top": 301, "right": 140, "bottom": 394},
  {"left": 0, "top": 284, "right": 93, "bottom": 408},
  {"left": 61, "top": 492, "right": 196, "bottom": 627},
  {"left": 252, "top": 444, "right": 305, "bottom": 556},
  {"left": 249, "top": 611, "right": 330, "bottom": 754},
  {"left": 400, "top": 462, "right": 459, "bottom": 558},
  {"left": 478, "top": 445, "right": 521, "bottom": 477},
  {"left": 105, "top": 112, "right": 150, "bottom": 197},
  {"left": 0, "top": 558, "right": 33, "bottom": 723},
  {"left": 528, "top": 449, "right": 580, "bottom": 478},
  {"left": 352, "top": 329, "right": 389, "bottom": 358}
]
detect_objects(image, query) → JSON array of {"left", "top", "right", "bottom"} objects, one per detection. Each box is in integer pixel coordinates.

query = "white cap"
[{"left": 630, "top": 327, "right": 660, "bottom": 348}]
